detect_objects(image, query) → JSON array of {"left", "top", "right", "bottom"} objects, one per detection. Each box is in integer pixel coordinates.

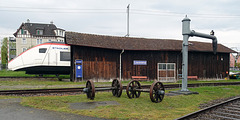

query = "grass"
[
  {"left": 17, "top": 85, "right": 240, "bottom": 120},
  {"left": 0, "top": 70, "right": 35, "bottom": 77},
  {"left": 0, "top": 70, "right": 70, "bottom": 79},
  {"left": 176, "top": 79, "right": 240, "bottom": 84},
  {"left": 230, "top": 70, "right": 240, "bottom": 73},
  {"left": 0, "top": 78, "right": 82, "bottom": 86},
  {"left": 1, "top": 69, "right": 240, "bottom": 90}
]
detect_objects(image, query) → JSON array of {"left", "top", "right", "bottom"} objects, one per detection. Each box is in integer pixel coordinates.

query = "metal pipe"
[
  {"left": 120, "top": 49, "right": 124, "bottom": 81},
  {"left": 83, "top": 87, "right": 116, "bottom": 93},
  {"left": 181, "top": 16, "right": 191, "bottom": 92},
  {"left": 134, "top": 89, "right": 150, "bottom": 92}
]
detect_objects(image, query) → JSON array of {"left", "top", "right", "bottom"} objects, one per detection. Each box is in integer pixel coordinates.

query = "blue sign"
[
  {"left": 133, "top": 60, "right": 147, "bottom": 65},
  {"left": 76, "top": 65, "right": 82, "bottom": 78},
  {"left": 76, "top": 60, "right": 82, "bottom": 64}
]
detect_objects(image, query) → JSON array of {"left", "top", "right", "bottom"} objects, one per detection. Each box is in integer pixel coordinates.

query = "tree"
[
  {"left": 1, "top": 37, "right": 8, "bottom": 68},
  {"left": 235, "top": 63, "right": 240, "bottom": 68}
]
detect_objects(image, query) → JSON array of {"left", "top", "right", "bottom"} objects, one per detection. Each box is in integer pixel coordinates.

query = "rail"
[
  {"left": 176, "top": 96, "right": 240, "bottom": 120},
  {"left": 0, "top": 82, "right": 240, "bottom": 96}
]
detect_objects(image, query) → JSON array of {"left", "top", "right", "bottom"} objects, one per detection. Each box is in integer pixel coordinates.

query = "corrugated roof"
[{"left": 65, "top": 31, "right": 235, "bottom": 53}]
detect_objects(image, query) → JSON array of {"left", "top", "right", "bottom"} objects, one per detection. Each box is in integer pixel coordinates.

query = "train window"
[
  {"left": 60, "top": 52, "right": 70, "bottom": 61},
  {"left": 39, "top": 48, "right": 47, "bottom": 53}
]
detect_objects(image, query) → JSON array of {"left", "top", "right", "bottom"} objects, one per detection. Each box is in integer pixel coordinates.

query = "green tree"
[
  {"left": 235, "top": 63, "right": 240, "bottom": 68},
  {"left": 1, "top": 37, "right": 8, "bottom": 68}
]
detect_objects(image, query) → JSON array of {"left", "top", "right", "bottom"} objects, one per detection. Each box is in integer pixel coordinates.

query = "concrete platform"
[{"left": 0, "top": 98, "right": 109, "bottom": 120}]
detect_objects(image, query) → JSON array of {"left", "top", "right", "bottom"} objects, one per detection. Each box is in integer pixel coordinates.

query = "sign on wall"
[
  {"left": 133, "top": 60, "right": 147, "bottom": 65},
  {"left": 75, "top": 60, "right": 82, "bottom": 64}
]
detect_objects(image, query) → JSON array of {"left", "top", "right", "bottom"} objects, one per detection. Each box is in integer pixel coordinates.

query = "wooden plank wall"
[
  {"left": 121, "top": 51, "right": 180, "bottom": 80},
  {"left": 70, "top": 45, "right": 230, "bottom": 81},
  {"left": 188, "top": 52, "right": 229, "bottom": 79},
  {"left": 70, "top": 46, "right": 119, "bottom": 81}
]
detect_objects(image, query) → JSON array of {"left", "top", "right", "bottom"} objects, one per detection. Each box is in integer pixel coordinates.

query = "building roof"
[
  {"left": 65, "top": 31, "right": 236, "bottom": 53},
  {"left": 13, "top": 22, "right": 64, "bottom": 37}
]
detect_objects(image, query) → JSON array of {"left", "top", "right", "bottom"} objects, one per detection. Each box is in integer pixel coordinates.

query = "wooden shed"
[{"left": 65, "top": 31, "right": 235, "bottom": 82}]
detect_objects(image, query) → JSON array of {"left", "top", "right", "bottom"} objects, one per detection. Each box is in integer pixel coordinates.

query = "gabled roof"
[
  {"left": 65, "top": 31, "right": 236, "bottom": 53},
  {"left": 14, "top": 23, "right": 64, "bottom": 37}
]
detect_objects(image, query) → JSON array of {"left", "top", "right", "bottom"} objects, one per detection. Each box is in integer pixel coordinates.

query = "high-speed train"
[{"left": 8, "top": 42, "right": 70, "bottom": 75}]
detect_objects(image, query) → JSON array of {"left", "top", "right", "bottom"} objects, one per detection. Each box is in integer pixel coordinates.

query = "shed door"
[
  {"left": 158, "top": 63, "right": 176, "bottom": 82},
  {"left": 133, "top": 60, "right": 147, "bottom": 76},
  {"left": 133, "top": 65, "right": 147, "bottom": 76}
]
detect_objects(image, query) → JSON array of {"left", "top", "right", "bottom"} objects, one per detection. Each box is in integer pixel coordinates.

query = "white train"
[{"left": 8, "top": 42, "right": 70, "bottom": 75}]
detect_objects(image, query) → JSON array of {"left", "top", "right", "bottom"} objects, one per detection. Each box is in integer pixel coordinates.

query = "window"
[
  {"left": 22, "top": 38, "right": 27, "bottom": 44},
  {"left": 21, "top": 29, "right": 27, "bottom": 34},
  {"left": 159, "top": 64, "right": 166, "bottom": 70},
  {"left": 22, "top": 48, "right": 27, "bottom": 52},
  {"left": 60, "top": 52, "right": 70, "bottom": 61},
  {"left": 39, "top": 48, "right": 47, "bottom": 53},
  {"left": 36, "top": 29, "right": 43, "bottom": 35},
  {"left": 59, "top": 30, "right": 62, "bottom": 36},
  {"left": 167, "top": 64, "right": 174, "bottom": 70},
  {"left": 21, "top": 29, "right": 24, "bottom": 34},
  {"left": 37, "top": 39, "right": 42, "bottom": 44},
  {"left": 158, "top": 63, "right": 175, "bottom": 70},
  {"left": 158, "top": 63, "right": 176, "bottom": 82}
]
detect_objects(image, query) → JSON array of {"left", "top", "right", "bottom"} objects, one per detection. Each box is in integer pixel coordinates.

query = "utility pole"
[{"left": 125, "top": 4, "right": 130, "bottom": 37}]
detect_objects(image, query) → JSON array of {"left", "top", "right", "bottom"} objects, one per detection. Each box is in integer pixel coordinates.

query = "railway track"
[
  {"left": 176, "top": 96, "right": 240, "bottom": 120},
  {"left": 0, "top": 82, "right": 240, "bottom": 95}
]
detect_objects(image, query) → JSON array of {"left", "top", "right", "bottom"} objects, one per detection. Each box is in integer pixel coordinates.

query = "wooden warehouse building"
[{"left": 65, "top": 31, "right": 235, "bottom": 82}]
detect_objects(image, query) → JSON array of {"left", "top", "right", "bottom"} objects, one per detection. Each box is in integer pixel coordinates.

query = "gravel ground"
[
  {"left": 0, "top": 98, "right": 110, "bottom": 120},
  {"left": 199, "top": 96, "right": 240, "bottom": 109}
]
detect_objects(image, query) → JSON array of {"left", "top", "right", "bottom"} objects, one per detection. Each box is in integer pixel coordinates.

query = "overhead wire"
[{"left": 0, "top": 6, "right": 240, "bottom": 18}]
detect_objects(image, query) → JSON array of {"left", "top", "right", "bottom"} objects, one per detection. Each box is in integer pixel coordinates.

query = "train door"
[
  {"left": 35, "top": 48, "right": 48, "bottom": 64},
  {"left": 48, "top": 47, "right": 57, "bottom": 66}
]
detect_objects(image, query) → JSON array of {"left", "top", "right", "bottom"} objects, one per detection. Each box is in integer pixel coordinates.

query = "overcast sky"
[{"left": 1, "top": 0, "right": 240, "bottom": 51}]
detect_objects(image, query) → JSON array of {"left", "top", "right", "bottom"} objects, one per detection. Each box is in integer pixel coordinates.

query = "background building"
[
  {"left": 8, "top": 37, "right": 16, "bottom": 61},
  {"left": 230, "top": 53, "right": 240, "bottom": 70},
  {"left": 0, "top": 39, "right": 2, "bottom": 70},
  {"left": 13, "top": 19, "right": 65, "bottom": 56}
]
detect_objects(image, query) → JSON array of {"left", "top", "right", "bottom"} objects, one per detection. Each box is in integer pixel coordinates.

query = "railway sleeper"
[
  {"left": 212, "top": 111, "right": 240, "bottom": 119},
  {"left": 228, "top": 104, "right": 240, "bottom": 108},
  {"left": 208, "top": 114, "right": 239, "bottom": 120},
  {"left": 224, "top": 106, "right": 240, "bottom": 111},
  {"left": 191, "top": 117, "right": 216, "bottom": 120},
  {"left": 217, "top": 109, "right": 240, "bottom": 115}
]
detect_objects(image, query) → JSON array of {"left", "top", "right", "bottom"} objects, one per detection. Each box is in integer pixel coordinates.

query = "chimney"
[
  {"left": 50, "top": 21, "right": 54, "bottom": 24},
  {"left": 27, "top": 19, "right": 30, "bottom": 23}
]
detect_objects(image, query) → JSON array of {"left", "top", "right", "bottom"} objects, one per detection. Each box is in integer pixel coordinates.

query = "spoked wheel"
[
  {"left": 150, "top": 81, "right": 165, "bottom": 103},
  {"left": 126, "top": 80, "right": 141, "bottom": 98},
  {"left": 112, "top": 79, "right": 123, "bottom": 97},
  {"left": 86, "top": 80, "right": 95, "bottom": 100}
]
